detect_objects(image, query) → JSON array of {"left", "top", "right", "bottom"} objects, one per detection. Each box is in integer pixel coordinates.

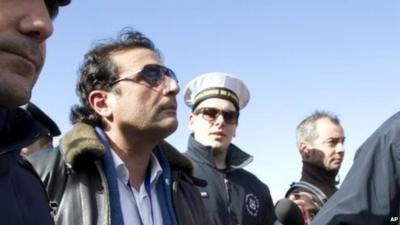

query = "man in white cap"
[{"left": 184, "top": 72, "right": 276, "bottom": 225}]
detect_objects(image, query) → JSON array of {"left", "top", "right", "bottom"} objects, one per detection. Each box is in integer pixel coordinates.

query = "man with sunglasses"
[
  {"left": 27, "top": 29, "right": 208, "bottom": 225},
  {"left": 183, "top": 72, "right": 276, "bottom": 225},
  {"left": 0, "top": 0, "right": 70, "bottom": 224}
]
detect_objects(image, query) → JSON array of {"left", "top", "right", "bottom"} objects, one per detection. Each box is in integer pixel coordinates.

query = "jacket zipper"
[{"left": 224, "top": 176, "right": 240, "bottom": 225}]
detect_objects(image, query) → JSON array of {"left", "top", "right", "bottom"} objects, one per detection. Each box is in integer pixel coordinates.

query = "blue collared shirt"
[{"left": 111, "top": 149, "right": 164, "bottom": 225}]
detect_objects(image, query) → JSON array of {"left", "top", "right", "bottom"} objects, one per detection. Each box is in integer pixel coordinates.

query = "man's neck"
[
  {"left": 213, "top": 147, "right": 228, "bottom": 169},
  {"left": 105, "top": 129, "right": 157, "bottom": 190},
  {"left": 116, "top": 148, "right": 152, "bottom": 190}
]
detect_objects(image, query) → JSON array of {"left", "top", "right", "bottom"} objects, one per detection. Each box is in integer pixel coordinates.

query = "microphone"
[{"left": 274, "top": 198, "right": 306, "bottom": 225}]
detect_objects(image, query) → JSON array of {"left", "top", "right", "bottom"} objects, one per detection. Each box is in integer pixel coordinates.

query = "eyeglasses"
[
  {"left": 109, "top": 64, "right": 178, "bottom": 87},
  {"left": 193, "top": 107, "right": 239, "bottom": 125}
]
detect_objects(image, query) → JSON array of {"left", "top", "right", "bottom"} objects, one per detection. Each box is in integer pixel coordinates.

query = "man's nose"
[
  {"left": 162, "top": 76, "right": 180, "bottom": 96},
  {"left": 213, "top": 113, "right": 226, "bottom": 125},
  {"left": 336, "top": 142, "right": 345, "bottom": 153},
  {"left": 18, "top": 0, "right": 54, "bottom": 42}
]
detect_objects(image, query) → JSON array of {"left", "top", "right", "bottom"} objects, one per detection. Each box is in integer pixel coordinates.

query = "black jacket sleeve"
[
  {"left": 312, "top": 113, "right": 400, "bottom": 225},
  {"left": 27, "top": 147, "right": 68, "bottom": 206}
]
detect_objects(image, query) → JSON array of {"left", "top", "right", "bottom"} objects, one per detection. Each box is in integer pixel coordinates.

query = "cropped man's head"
[{"left": 0, "top": 0, "right": 71, "bottom": 107}]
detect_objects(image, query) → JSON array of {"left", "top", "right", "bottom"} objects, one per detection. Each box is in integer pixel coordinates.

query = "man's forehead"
[
  {"left": 316, "top": 119, "right": 344, "bottom": 137},
  {"left": 111, "top": 48, "right": 161, "bottom": 70},
  {"left": 195, "top": 98, "right": 236, "bottom": 110}
]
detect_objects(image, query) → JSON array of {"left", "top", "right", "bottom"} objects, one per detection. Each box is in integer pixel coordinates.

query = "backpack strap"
[{"left": 285, "top": 181, "right": 328, "bottom": 205}]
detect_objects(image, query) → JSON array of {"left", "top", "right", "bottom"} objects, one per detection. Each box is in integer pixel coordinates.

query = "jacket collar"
[
  {"left": 187, "top": 135, "right": 253, "bottom": 171},
  {"left": 0, "top": 107, "right": 44, "bottom": 153},
  {"left": 61, "top": 123, "right": 193, "bottom": 174}
]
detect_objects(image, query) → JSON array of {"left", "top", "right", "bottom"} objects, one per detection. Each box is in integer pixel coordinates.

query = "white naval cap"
[{"left": 183, "top": 72, "right": 250, "bottom": 111}]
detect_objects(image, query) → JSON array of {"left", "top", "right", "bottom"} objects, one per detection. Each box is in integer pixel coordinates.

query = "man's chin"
[
  {"left": 159, "top": 119, "right": 178, "bottom": 135},
  {"left": 209, "top": 141, "right": 229, "bottom": 151},
  {"left": 327, "top": 164, "right": 341, "bottom": 172},
  {"left": 0, "top": 76, "right": 33, "bottom": 107},
  {"left": 0, "top": 92, "right": 30, "bottom": 108}
]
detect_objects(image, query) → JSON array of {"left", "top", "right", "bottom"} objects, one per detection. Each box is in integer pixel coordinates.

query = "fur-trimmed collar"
[{"left": 61, "top": 123, "right": 193, "bottom": 174}]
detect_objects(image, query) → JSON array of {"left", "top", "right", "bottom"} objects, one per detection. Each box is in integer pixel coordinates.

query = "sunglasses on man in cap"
[{"left": 193, "top": 107, "right": 239, "bottom": 125}]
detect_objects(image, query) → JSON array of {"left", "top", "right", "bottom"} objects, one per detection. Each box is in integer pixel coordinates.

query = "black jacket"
[
  {"left": 285, "top": 161, "right": 338, "bottom": 219},
  {"left": 28, "top": 123, "right": 209, "bottom": 225},
  {"left": 185, "top": 136, "right": 276, "bottom": 225},
  {"left": 0, "top": 108, "right": 54, "bottom": 225},
  {"left": 312, "top": 112, "right": 400, "bottom": 225}
]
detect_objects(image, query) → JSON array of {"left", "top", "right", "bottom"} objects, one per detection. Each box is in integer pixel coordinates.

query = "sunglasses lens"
[
  {"left": 141, "top": 65, "right": 163, "bottom": 86},
  {"left": 201, "top": 108, "right": 219, "bottom": 121},
  {"left": 141, "top": 65, "right": 178, "bottom": 86},
  {"left": 222, "top": 111, "right": 237, "bottom": 124},
  {"left": 195, "top": 107, "right": 238, "bottom": 124},
  {"left": 163, "top": 68, "right": 177, "bottom": 82}
]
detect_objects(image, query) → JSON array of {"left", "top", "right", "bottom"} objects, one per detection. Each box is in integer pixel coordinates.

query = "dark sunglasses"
[
  {"left": 193, "top": 107, "right": 239, "bottom": 125},
  {"left": 110, "top": 64, "right": 178, "bottom": 87}
]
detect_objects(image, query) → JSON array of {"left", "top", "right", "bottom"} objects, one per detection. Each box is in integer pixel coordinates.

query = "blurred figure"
[
  {"left": 286, "top": 111, "right": 345, "bottom": 222},
  {"left": 21, "top": 102, "right": 61, "bottom": 155},
  {"left": 0, "top": 0, "right": 70, "bottom": 224},
  {"left": 27, "top": 28, "right": 208, "bottom": 225},
  {"left": 312, "top": 112, "right": 400, "bottom": 225},
  {"left": 184, "top": 72, "right": 276, "bottom": 225}
]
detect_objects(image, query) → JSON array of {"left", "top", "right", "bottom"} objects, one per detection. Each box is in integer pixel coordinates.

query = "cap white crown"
[{"left": 184, "top": 72, "right": 250, "bottom": 110}]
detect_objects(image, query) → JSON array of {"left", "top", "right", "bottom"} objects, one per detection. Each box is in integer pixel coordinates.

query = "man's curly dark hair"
[{"left": 70, "top": 28, "right": 161, "bottom": 128}]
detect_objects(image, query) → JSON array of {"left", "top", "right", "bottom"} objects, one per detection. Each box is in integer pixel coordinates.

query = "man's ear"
[
  {"left": 299, "top": 141, "right": 310, "bottom": 158},
  {"left": 88, "top": 90, "right": 112, "bottom": 117},
  {"left": 188, "top": 113, "right": 195, "bottom": 134}
]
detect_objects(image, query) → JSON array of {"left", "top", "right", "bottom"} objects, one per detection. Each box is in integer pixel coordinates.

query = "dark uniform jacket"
[
  {"left": 312, "top": 112, "right": 400, "bottom": 225},
  {"left": 28, "top": 123, "right": 209, "bottom": 225},
  {"left": 185, "top": 135, "right": 276, "bottom": 225},
  {"left": 0, "top": 108, "right": 54, "bottom": 225}
]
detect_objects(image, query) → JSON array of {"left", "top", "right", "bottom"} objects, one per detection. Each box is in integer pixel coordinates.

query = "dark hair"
[
  {"left": 296, "top": 110, "right": 341, "bottom": 146},
  {"left": 70, "top": 28, "right": 160, "bottom": 128}
]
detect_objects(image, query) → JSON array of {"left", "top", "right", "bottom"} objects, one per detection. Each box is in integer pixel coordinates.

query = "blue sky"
[{"left": 32, "top": 0, "right": 400, "bottom": 200}]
